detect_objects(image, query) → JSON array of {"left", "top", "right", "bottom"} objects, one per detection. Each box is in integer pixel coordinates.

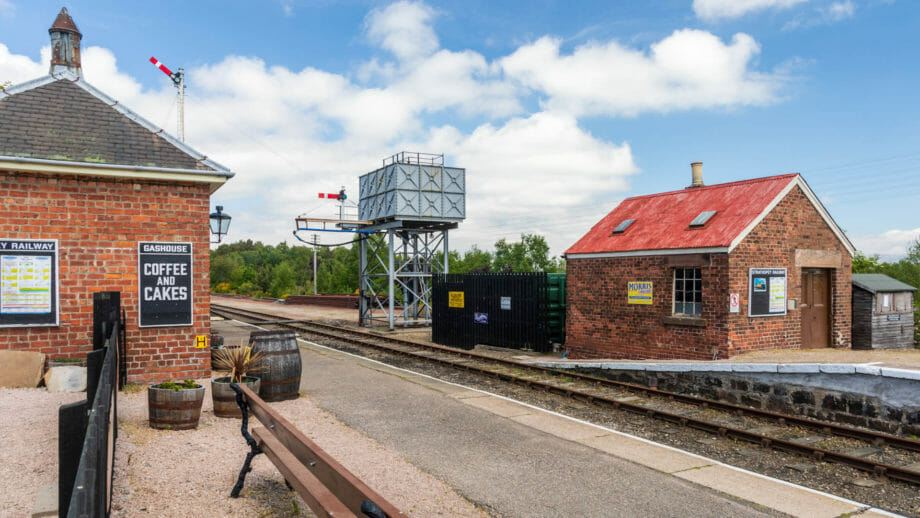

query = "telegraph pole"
[{"left": 312, "top": 234, "right": 319, "bottom": 295}]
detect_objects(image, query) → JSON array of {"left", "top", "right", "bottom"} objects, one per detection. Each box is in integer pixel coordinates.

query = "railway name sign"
[{"left": 139, "top": 241, "right": 193, "bottom": 327}]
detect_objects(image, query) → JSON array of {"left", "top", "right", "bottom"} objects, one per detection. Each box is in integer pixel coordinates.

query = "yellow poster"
[
  {"left": 448, "top": 291, "right": 465, "bottom": 308},
  {"left": 627, "top": 281, "right": 653, "bottom": 304}
]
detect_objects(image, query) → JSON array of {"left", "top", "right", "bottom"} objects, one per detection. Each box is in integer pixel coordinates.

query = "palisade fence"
[{"left": 59, "top": 291, "right": 123, "bottom": 518}]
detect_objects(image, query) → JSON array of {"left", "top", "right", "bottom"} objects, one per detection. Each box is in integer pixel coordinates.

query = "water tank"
[{"left": 359, "top": 153, "right": 465, "bottom": 224}]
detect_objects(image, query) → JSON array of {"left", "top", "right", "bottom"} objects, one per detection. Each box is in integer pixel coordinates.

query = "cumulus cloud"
[
  {"left": 1, "top": 1, "right": 786, "bottom": 254},
  {"left": 852, "top": 227, "right": 920, "bottom": 261},
  {"left": 693, "top": 0, "right": 811, "bottom": 21},
  {"left": 501, "top": 30, "right": 781, "bottom": 117}
]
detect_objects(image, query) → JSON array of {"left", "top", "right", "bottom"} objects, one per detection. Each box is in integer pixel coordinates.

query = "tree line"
[{"left": 210, "top": 233, "right": 564, "bottom": 298}]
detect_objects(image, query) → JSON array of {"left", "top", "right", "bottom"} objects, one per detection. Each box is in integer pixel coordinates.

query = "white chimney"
[{"left": 690, "top": 162, "right": 703, "bottom": 188}]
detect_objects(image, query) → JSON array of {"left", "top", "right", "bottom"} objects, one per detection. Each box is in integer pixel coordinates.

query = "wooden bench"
[{"left": 229, "top": 383, "right": 405, "bottom": 518}]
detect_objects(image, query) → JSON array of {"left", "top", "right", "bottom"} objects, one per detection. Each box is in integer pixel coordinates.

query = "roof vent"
[
  {"left": 689, "top": 161, "right": 703, "bottom": 188},
  {"left": 690, "top": 210, "right": 716, "bottom": 227},
  {"left": 49, "top": 7, "right": 82, "bottom": 78},
  {"left": 612, "top": 219, "right": 635, "bottom": 233}
]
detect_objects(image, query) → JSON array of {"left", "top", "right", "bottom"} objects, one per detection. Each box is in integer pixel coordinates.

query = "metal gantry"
[{"left": 358, "top": 222, "right": 454, "bottom": 329}]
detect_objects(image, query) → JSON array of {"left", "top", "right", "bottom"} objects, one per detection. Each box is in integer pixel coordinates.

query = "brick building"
[
  {"left": 0, "top": 9, "right": 232, "bottom": 382},
  {"left": 564, "top": 163, "right": 854, "bottom": 360}
]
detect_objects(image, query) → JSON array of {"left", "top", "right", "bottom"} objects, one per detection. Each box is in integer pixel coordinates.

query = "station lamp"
[{"left": 209, "top": 205, "right": 231, "bottom": 243}]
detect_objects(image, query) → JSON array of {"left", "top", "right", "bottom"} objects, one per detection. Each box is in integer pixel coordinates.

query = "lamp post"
[{"left": 209, "top": 205, "right": 231, "bottom": 243}]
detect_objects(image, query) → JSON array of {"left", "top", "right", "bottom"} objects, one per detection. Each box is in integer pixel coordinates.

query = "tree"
[
  {"left": 492, "top": 233, "right": 563, "bottom": 273},
  {"left": 269, "top": 261, "right": 296, "bottom": 298},
  {"left": 852, "top": 251, "right": 881, "bottom": 273}
]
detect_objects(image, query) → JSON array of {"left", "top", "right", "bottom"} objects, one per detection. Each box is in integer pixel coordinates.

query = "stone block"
[
  {"left": 777, "top": 363, "right": 820, "bottom": 374},
  {"left": 31, "top": 482, "right": 57, "bottom": 518},
  {"left": 731, "top": 363, "right": 777, "bottom": 373},
  {"left": 854, "top": 364, "right": 882, "bottom": 376},
  {"left": 879, "top": 368, "right": 920, "bottom": 381},
  {"left": 44, "top": 365, "right": 87, "bottom": 392},
  {"left": 819, "top": 364, "right": 855, "bottom": 374},
  {"left": 651, "top": 363, "right": 691, "bottom": 372},
  {"left": 0, "top": 350, "right": 45, "bottom": 388},
  {"left": 691, "top": 363, "right": 733, "bottom": 372}
]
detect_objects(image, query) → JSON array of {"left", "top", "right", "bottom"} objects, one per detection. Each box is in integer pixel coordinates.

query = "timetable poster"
[{"left": 0, "top": 239, "right": 59, "bottom": 327}]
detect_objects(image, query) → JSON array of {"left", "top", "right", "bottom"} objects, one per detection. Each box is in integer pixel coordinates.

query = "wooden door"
[{"left": 801, "top": 269, "right": 830, "bottom": 348}]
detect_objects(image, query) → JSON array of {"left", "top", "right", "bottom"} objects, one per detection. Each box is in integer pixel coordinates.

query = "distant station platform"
[{"left": 211, "top": 297, "right": 902, "bottom": 517}]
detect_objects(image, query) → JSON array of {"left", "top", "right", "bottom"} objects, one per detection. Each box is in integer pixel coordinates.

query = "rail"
[
  {"left": 229, "top": 382, "right": 405, "bottom": 518},
  {"left": 382, "top": 151, "right": 444, "bottom": 167},
  {"left": 59, "top": 291, "right": 122, "bottom": 517}
]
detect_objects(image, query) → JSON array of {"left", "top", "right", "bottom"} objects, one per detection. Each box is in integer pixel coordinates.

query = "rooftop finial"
[{"left": 49, "top": 7, "right": 82, "bottom": 78}]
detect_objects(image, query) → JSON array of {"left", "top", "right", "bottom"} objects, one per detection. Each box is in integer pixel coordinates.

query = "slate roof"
[
  {"left": 566, "top": 173, "right": 854, "bottom": 257},
  {"left": 0, "top": 74, "right": 230, "bottom": 175},
  {"left": 852, "top": 274, "right": 917, "bottom": 293}
]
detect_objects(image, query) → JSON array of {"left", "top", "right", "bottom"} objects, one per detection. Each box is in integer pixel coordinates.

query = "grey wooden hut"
[{"left": 851, "top": 274, "right": 916, "bottom": 349}]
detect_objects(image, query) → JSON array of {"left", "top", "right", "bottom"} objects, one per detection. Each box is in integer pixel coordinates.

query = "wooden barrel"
[
  {"left": 250, "top": 330, "right": 302, "bottom": 401},
  {"left": 148, "top": 385, "right": 205, "bottom": 430},
  {"left": 211, "top": 377, "right": 260, "bottom": 418}
]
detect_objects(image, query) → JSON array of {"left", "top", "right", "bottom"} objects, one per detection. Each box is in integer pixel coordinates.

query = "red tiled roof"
[{"left": 566, "top": 174, "right": 800, "bottom": 255}]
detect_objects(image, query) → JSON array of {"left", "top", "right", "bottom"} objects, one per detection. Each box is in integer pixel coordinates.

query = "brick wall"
[
  {"left": 727, "top": 186, "right": 851, "bottom": 352},
  {"left": 565, "top": 254, "right": 730, "bottom": 360},
  {"left": 0, "top": 170, "right": 211, "bottom": 383},
  {"left": 565, "top": 184, "right": 851, "bottom": 359}
]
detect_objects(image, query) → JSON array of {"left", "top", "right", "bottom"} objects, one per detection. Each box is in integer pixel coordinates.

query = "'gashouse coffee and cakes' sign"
[{"left": 138, "top": 242, "right": 193, "bottom": 327}]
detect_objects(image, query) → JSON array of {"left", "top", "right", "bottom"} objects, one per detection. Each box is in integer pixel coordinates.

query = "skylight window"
[
  {"left": 689, "top": 211, "right": 716, "bottom": 227},
  {"left": 612, "top": 219, "right": 635, "bottom": 233}
]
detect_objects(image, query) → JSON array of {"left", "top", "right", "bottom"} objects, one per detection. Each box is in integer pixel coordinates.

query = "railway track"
[{"left": 211, "top": 303, "right": 920, "bottom": 488}]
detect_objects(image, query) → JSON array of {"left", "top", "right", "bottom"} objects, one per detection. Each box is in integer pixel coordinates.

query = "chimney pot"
[
  {"left": 690, "top": 162, "right": 704, "bottom": 188},
  {"left": 48, "top": 7, "right": 82, "bottom": 78}
]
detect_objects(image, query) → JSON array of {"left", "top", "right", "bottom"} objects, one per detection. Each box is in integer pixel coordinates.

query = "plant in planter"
[
  {"left": 148, "top": 379, "right": 205, "bottom": 430},
  {"left": 211, "top": 342, "right": 265, "bottom": 418}
]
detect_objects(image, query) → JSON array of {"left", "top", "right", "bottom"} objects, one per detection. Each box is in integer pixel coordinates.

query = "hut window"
[
  {"left": 673, "top": 267, "right": 702, "bottom": 316},
  {"left": 613, "top": 219, "right": 635, "bottom": 233},
  {"left": 689, "top": 210, "right": 716, "bottom": 227}
]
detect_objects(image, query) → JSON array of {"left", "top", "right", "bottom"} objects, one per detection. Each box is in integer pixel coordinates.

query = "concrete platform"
[{"left": 211, "top": 318, "right": 899, "bottom": 517}]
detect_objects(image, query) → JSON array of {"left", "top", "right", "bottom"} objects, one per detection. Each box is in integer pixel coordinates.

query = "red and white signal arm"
[
  {"left": 317, "top": 193, "right": 341, "bottom": 199},
  {"left": 729, "top": 293, "right": 740, "bottom": 313}
]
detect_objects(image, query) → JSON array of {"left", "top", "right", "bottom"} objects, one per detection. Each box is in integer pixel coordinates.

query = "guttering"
[{"left": 565, "top": 246, "right": 730, "bottom": 260}]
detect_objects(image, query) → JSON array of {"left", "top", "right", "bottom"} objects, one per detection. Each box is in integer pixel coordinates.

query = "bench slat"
[
  {"left": 253, "top": 426, "right": 356, "bottom": 517},
  {"left": 239, "top": 383, "right": 405, "bottom": 517}
]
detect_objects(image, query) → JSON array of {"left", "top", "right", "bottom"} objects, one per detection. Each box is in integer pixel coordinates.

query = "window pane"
[
  {"left": 695, "top": 279, "right": 702, "bottom": 291},
  {"left": 675, "top": 302, "right": 684, "bottom": 314},
  {"left": 693, "top": 302, "right": 701, "bottom": 315},
  {"left": 694, "top": 290, "right": 702, "bottom": 303}
]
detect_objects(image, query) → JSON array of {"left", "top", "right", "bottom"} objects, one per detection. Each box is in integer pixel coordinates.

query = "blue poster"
[{"left": 474, "top": 312, "right": 488, "bottom": 324}]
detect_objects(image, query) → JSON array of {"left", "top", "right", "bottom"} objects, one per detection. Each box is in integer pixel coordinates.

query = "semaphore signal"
[{"left": 149, "top": 56, "right": 185, "bottom": 142}]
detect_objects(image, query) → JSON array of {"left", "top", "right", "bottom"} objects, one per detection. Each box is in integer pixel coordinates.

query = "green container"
[{"left": 545, "top": 273, "right": 566, "bottom": 346}]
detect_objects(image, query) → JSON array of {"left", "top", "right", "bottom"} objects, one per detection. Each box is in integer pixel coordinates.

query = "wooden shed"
[{"left": 851, "top": 274, "right": 916, "bottom": 350}]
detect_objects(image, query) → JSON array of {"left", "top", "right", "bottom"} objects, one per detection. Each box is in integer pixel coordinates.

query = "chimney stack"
[
  {"left": 690, "top": 161, "right": 704, "bottom": 188},
  {"left": 49, "top": 7, "right": 82, "bottom": 78}
]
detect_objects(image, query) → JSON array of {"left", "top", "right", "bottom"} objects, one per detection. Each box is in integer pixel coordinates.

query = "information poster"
[
  {"left": 139, "top": 242, "right": 193, "bottom": 327},
  {"left": 448, "top": 291, "right": 465, "bottom": 308},
  {"left": 0, "top": 239, "right": 58, "bottom": 327},
  {"left": 748, "top": 268, "right": 787, "bottom": 317},
  {"left": 627, "top": 281, "right": 653, "bottom": 305}
]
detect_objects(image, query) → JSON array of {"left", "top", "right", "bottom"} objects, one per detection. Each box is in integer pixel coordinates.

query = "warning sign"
[
  {"left": 448, "top": 291, "right": 465, "bottom": 308},
  {"left": 729, "top": 293, "right": 740, "bottom": 313},
  {"left": 195, "top": 335, "right": 208, "bottom": 349}
]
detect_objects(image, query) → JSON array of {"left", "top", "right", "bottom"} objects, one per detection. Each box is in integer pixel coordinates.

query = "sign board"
[
  {"left": 139, "top": 242, "right": 193, "bottom": 327},
  {"left": 195, "top": 335, "right": 209, "bottom": 348},
  {"left": 500, "top": 296, "right": 511, "bottom": 310},
  {"left": 887, "top": 314, "right": 901, "bottom": 322},
  {"left": 627, "top": 281, "right": 653, "bottom": 305},
  {"left": 474, "top": 312, "right": 488, "bottom": 324},
  {"left": 729, "top": 293, "right": 740, "bottom": 313},
  {"left": 448, "top": 291, "right": 465, "bottom": 308},
  {"left": 748, "top": 268, "right": 787, "bottom": 317},
  {"left": 0, "top": 239, "right": 58, "bottom": 327}
]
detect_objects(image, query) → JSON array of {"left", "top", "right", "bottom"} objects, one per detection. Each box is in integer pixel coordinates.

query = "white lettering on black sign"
[{"left": 138, "top": 242, "right": 193, "bottom": 327}]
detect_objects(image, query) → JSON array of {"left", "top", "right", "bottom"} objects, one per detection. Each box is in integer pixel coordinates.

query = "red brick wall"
[
  {"left": 565, "top": 254, "right": 730, "bottom": 360},
  {"left": 0, "top": 170, "right": 212, "bottom": 383},
  {"left": 565, "top": 184, "right": 851, "bottom": 359},
  {"left": 727, "top": 185, "right": 852, "bottom": 352}
]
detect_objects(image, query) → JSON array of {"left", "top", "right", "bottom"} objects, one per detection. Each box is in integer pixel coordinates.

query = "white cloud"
[
  {"left": 783, "top": 1, "right": 856, "bottom": 30},
  {"left": 0, "top": 0, "right": 14, "bottom": 19},
  {"left": 853, "top": 228, "right": 920, "bottom": 261},
  {"left": 501, "top": 30, "right": 781, "bottom": 117},
  {"left": 1, "top": 1, "right": 786, "bottom": 255},
  {"left": 693, "top": 0, "right": 811, "bottom": 21}
]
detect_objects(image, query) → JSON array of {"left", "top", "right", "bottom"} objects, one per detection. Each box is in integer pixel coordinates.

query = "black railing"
[{"left": 59, "top": 291, "right": 121, "bottom": 517}]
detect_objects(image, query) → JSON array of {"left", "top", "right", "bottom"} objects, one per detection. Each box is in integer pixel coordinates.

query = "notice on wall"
[
  {"left": 500, "top": 296, "right": 511, "bottom": 310},
  {"left": 448, "top": 291, "right": 465, "bottom": 308},
  {"left": 627, "top": 281, "right": 653, "bottom": 305},
  {"left": 748, "top": 268, "right": 787, "bottom": 317},
  {"left": 0, "top": 239, "right": 58, "bottom": 327},
  {"left": 139, "top": 242, "right": 193, "bottom": 327},
  {"left": 474, "top": 312, "right": 488, "bottom": 324},
  {"left": 729, "top": 293, "right": 740, "bottom": 313}
]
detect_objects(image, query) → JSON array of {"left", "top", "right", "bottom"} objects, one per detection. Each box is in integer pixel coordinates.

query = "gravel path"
[{"left": 0, "top": 381, "right": 485, "bottom": 517}]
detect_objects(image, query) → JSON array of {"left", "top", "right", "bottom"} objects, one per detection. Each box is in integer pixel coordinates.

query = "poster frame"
[
  {"left": 0, "top": 238, "right": 60, "bottom": 327},
  {"left": 747, "top": 267, "right": 787, "bottom": 317},
  {"left": 138, "top": 241, "right": 194, "bottom": 328}
]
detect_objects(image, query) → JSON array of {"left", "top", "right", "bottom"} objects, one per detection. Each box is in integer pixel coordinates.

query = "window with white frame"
[{"left": 673, "top": 268, "right": 702, "bottom": 316}]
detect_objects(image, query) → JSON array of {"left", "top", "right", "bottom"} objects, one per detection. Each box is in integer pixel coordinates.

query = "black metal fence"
[
  {"left": 432, "top": 273, "right": 553, "bottom": 352},
  {"left": 59, "top": 291, "right": 122, "bottom": 517}
]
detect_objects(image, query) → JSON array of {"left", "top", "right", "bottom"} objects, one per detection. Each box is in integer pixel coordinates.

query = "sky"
[{"left": 1, "top": 0, "right": 918, "bottom": 260}]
